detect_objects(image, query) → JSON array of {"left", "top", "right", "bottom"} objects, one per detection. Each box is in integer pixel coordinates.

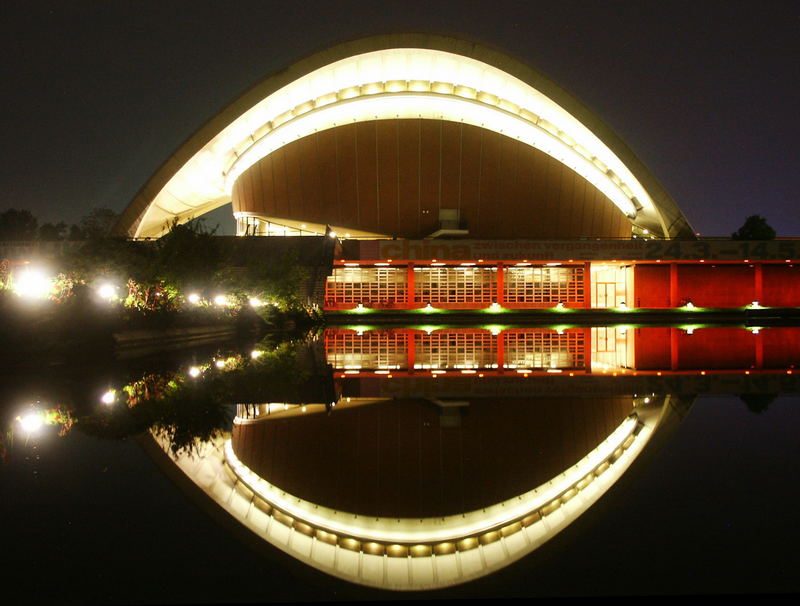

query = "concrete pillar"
[
  {"left": 670, "top": 263, "right": 679, "bottom": 307},
  {"left": 583, "top": 262, "right": 592, "bottom": 308},
  {"left": 406, "top": 263, "right": 415, "bottom": 309},
  {"left": 496, "top": 262, "right": 505, "bottom": 306}
]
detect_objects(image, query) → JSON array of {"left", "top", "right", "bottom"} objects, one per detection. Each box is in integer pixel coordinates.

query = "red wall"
[
  {"left": 762, "top": 327, "right": 800, "bottom": 368},
  {"left": 675, "top": 328, "right": 756, "bottom": 369},
  {"left": 633, "top": 265, "right": 670, "bottom": 307},
  {"left": 633, "top": 327, "right": 672, "bottom": 369},
  {"left": 677, "top": 265, "right": 755, "bottom": 307},
  {"left": 763, "top": 265, "right": 800, "bottom": 307}
]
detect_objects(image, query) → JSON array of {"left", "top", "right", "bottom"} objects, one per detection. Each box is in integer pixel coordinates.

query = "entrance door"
[{"left": 595, "top": 282, "right": 616, "bottom": 308}]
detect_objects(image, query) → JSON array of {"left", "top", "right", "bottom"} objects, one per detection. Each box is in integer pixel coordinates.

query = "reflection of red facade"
[{"left": 325, "top": 327, "right": 799, "bottom": 376}]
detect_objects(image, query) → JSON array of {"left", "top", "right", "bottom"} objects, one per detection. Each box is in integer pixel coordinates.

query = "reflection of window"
[{"left": 503, "top": 330, "right": 585, "bottom": 368}]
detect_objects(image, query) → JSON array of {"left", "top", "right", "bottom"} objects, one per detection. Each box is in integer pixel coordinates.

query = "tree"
[
  {"left": 0, "top": 208, "right": 38, "bottom": 240},
  {"left": 731, "top": 215, "right": 776, "bottom": 240},
  {"left": 79, "top": 207, "right": 119, "bottom": 239},
  {"left": 38, "top": 221, "right": 67, "bottom": 241}
]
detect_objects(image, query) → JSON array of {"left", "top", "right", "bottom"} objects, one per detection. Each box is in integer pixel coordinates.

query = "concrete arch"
[{"left": 115, "top": 34, "right": 692, "bottom": 239}]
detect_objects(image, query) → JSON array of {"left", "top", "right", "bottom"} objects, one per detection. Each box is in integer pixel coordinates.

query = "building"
[{"left": 113, "top": 34, "right": 800, "bottom": 311}]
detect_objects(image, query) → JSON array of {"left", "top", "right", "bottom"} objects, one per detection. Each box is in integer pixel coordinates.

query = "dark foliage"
[{"left": 731, "top": 215, "right": 776, "bottom": 240}]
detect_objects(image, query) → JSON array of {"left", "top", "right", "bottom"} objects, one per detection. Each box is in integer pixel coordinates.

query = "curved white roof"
[{"left": 116, "top": 34, "right": 691, "bottom": 239}]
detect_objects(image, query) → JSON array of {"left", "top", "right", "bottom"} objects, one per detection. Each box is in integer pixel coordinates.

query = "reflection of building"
[
  {"left": 150, "top": 392, "right": 685, "bottom": 590},
  {"left": 115, "top": 34, "right": 800, "bottom": 310},
  {"left": 324, "top": 326, "right": 800, "bottom": 376}
]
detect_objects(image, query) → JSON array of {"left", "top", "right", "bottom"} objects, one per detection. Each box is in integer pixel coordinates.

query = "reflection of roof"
[
  {"left": 231, "top": 396, "right": 633, "bottom": 518},
  {"left": 150, "top": 395, "right": 676, "bottom": 590},
  {"left": 114, "top": 34, "right": 693, "bottom": 239}
]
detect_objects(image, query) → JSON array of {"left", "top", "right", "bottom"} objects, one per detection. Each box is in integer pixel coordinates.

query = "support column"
[
  {"left": 583, "top": 262, "right": 592, "bottom": 308},
  {"left": 670, "top": 327, "right": 679, "bottom": 370},
  {"left": 496, "top": 262, "right": 505, "bottom": 306},
  {"left": 755, "top": 330, "right": 764, "bottom": 369},
  {"left": 584, "top": 327, "right": 592, "bottom": 372},
  {"left": 754, "top": 263, "right": 763, "bottom": 303},
  {"left": 407, "top": 330, "right": 416, "bottom": 373},
  {"left": 670, "top": 263, "right": 679, "bottom": 307},
  {"left": 496, "top": 331, "right": 505, "bottom": 372},
  {"left": 406, "top": 263, "right": 415, "bottom": 309}
]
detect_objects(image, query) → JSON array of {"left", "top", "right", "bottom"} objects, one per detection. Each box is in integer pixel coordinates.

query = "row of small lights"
[
  {"left": 15, "top": 347, "right": 269, "bottom": 436},
  {"left": 7, "top": 267, "right": 276, "bottom": 309}
]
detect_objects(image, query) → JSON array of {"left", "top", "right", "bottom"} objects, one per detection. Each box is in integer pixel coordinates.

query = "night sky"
[{"left": 3, "top": 1, "right": 799, "bottom": 236}]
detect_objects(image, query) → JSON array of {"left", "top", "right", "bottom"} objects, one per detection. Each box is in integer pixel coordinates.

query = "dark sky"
[{"left": 3, "top": 1, "right": 799, "bottom": 236}]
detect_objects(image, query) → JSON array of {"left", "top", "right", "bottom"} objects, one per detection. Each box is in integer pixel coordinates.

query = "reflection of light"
[
  {"left": 187, "top": 293, "right": 201, "bottom": 304},
  {"left": 354, "top": 303, "right": 367, "bottom": 313},
  {"left": 188, "top": 366, "right": 201, "bottom": 377},
  {"left": 12, "top": 268, "right": 52, "bottom": 299},
  {"left": 101, "top": 389, "right": 116, "bottom": 405},
  {"left": 750, "top": 327, "right": 760, "bottom": 335},
  {"left": 684, "top": 301, "right": 694, "bottom": 309},
  {"left": 749, "top": 301, "right": 761, "bottom": 309},
  {"left": 17, "top": 412, "right": 44, "bottom": 433},
  {"left": 487, "top": 302, "right": 503, "bottom": 313},
  {"left": 422, "top": 303, "right": 436, "bottom": 313},
  {"left": 97, "top": 283, "right": 117, "bottom": 300}
]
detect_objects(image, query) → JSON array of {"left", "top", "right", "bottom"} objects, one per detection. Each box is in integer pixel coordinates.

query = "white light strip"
[
  {"left": 133, "top": 48, "right": 666, "bottom": 237},
  {"left": 223, "top": 415, "right": 640, "bottom": 544},
  {"left": 224, "top": 92, "right": 637, "bottom": 218}
]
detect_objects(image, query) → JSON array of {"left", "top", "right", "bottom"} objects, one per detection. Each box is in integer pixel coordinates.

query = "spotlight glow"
[
  {"left": 187, "top": 293, "right": 201, "bottom": 304},
  {"left": 101, "top": 389, "right": 116, "bottom": 405},
  {"left": 214, "top": 295, "right": 229, "bottom": 306},
  {"left": 188, "top": 366, "right": 201, "bottom": 377},
  {"left": 17, "top": 412, "right": 43, "bottom": 433},
  {"left": 97, "top": 283, "right": 117, "bottom": 300},
  {"left": 12, "top": 268, "right": 52, "bottom": 299}
]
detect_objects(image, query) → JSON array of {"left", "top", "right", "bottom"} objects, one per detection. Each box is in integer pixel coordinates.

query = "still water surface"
[{"left": 3, "top": 326, "right": 799, "bottom": 602}]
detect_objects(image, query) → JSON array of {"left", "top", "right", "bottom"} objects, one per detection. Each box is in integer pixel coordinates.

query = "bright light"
[
  {"left": 617, "top": 302, "right": 628, "bottom": 310},
  {"left": 487, "top": 302, "right": 503, "bottom": 313},
  {"left": 328, "top": 231, "right": 337, "bottom": 239},
  {"left": 214, "top": 295, "right": 229, "bottom": 306},
  {"left": 188, "top": 366, "right": 201, "bottom": 377},
  {"left": 12, "top": 268, "right": 52, "bottom": 299},
  {"left": 749, "top": 301, "right": 761, "bottom": 309},
  {"left": 17, "top": 412, "right": 43, "bottom": 433},
  {"left": 101, "top": 389, "right": 116, "bottom": 405},
  {"left": 555, "top": 302, "right": 565, "bottom": 309},
  {"left": 422, "top": 303, "right": 436, "bottom": 313},
  {"left": 97, "top": 283, "right": 117, "bottom": 301},
  {"left": 354, "top": 303, "right": 367, "bottom": 313},
  {"left": 344, "top": 233, "right": 351, "bottom": 238},
  {"left": 251, "top": 350, "right": 263, "bottom": 359},
  {"left": 249, "top": 297, "right": 264, "bottom": 308},
  {"left": 215, "top": 360, "right": 226, "bottom": 368},
  {"left": 187, "top": 293, "right": 201, "bottom": 304},
  {"left": 684, "top": 301, "right": 694, "bottom": 309}
]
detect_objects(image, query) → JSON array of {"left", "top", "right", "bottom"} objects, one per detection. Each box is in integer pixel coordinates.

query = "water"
[{"left": 3, "top": 327, "right": 799, "bottom": 602}]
